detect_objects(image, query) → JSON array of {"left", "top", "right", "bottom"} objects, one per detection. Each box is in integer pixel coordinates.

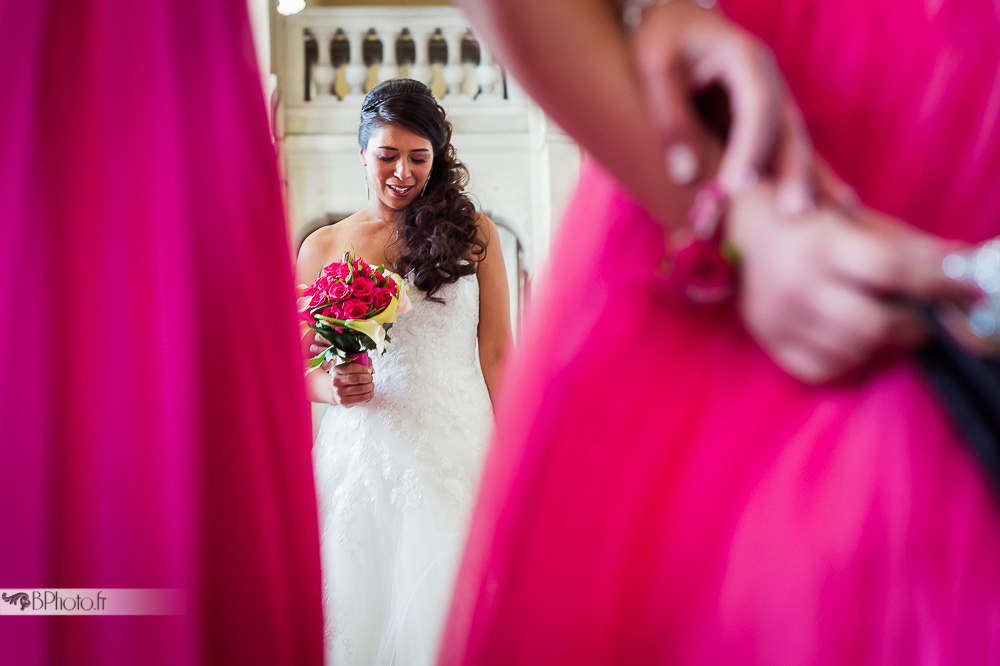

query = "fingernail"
[{"left": 667, "top": 143, "right": 699, "bottom": 186}]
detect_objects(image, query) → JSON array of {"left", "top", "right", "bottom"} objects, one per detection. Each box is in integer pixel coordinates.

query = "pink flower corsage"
[{"left": 662, "top": 178, "right": 739, "bottom": 306}]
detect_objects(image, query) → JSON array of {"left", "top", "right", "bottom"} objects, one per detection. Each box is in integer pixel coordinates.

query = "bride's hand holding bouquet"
[{"left": 298, "top": 250, "right": 411, "bottom": 380}]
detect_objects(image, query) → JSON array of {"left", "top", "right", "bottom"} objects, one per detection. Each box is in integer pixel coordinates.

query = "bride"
[{"left": 296, "top": 79, "right": 511, "bottom": 665}]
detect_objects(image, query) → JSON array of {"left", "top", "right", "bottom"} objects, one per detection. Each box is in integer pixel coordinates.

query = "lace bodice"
[
  {"left": 313, "top": 272, "right": 492, "bottom": 515},
  {"left": 371, "top": 272, "right": 486, "bottom": 413}
]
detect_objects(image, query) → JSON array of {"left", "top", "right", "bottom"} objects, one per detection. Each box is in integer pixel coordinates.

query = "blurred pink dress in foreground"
[
  {"left": 443, "top": 0, "right": 1000, "bottom": 662},
  {"left": 0, "top": 1, "right": 322, "bottom": 664}
]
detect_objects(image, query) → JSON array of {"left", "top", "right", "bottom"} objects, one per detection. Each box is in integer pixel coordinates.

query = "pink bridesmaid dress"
[
  {"left": 0, "top": 1, "right": 322, "bottom": 663},
  {"left": 443, "top": 0, "right": 1000, "bottom": 663}
]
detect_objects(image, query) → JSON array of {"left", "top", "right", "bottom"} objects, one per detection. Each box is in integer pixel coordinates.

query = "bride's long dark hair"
[{"left": 359, "top": 79, "right": 485, "bottom": 302}]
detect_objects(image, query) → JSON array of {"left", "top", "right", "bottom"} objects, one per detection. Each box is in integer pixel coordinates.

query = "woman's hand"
[
  {"left": 729, "top": 182, "right": 975, "bottom": 384},
  {"left": 329, "top": 362, "right": 375, "bottom": 406},
  {"left": 631, "top": 0, "right": 821, "bottom": 212},
  {"left": 309, "top": 334, "right": 375, "bottom": 405}
]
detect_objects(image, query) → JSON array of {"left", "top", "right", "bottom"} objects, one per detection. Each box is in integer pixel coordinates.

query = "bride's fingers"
[
  {"left": 332, "top": 380, "right": 374, "bottom": 406},
  {"left": 338, "top": 383, "right": 373, "bottom": 396},
  {"left": 333, "top": 368, "right": 373, "bottom": 384}
]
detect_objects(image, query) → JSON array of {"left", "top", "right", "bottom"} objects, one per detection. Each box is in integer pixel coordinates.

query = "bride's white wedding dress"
[{"left": 313, "top": 272, "right": 492, "bottom": 666}]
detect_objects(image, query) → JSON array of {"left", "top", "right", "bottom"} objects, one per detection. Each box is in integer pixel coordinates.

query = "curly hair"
[{"left": 359, "top": 79, "right": 486, "bottom": 302}]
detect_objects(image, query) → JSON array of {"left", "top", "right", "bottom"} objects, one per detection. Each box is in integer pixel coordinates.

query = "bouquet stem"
[{"left": 344, "top": 352, "right": 371, "bottom": 368}]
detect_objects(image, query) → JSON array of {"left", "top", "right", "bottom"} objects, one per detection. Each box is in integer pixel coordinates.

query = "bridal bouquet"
[{"left": 299, "top": 250, "right": 411, "bottom": 370}]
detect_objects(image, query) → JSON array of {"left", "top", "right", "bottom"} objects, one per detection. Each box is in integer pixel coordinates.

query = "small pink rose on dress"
[
  {"left": 669, "top": 239, "right": 737, "bottom": 305},
  {"left": 661, "top": 177, "right": 738, "bottom": 307},
  {"left": 300, "top": 249, "right": 410, "bottom": 371}
]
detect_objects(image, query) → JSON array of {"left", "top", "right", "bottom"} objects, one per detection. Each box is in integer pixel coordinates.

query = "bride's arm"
[{"left": 475, "top": 214, "right": 512, "bottom": 407}]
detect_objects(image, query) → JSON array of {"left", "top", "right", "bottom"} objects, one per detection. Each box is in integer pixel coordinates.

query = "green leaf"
[{"left": 308, "top": 301, "right": 332, "bottom": 315}]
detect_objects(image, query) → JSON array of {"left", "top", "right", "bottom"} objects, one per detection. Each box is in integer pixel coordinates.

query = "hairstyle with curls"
[{"left": 359, "top": 79, "right": 486, "bottom": 302}]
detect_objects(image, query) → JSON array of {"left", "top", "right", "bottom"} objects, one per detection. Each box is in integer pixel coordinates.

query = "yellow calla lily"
[
  {"left": 371, "top": 276, "right": 410, "bottom": 325},
  {"left": 344, "top": 318, "right": 386, "bottom": 352},
  {"left": 371, "top": 296, "right": 398, "bottom": 325}
]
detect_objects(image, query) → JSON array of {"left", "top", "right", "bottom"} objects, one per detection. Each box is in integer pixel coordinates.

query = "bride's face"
[{"left": 361, "top": 124, "right": 434, "bottom": 212}]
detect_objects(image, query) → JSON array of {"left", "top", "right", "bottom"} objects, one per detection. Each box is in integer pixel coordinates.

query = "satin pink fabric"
[
  {"left": 443, "top": 1, "right": 1000, "bottom": 663},
  {"left": 0, "top": 1, "right": 322, "bottom": 663}
]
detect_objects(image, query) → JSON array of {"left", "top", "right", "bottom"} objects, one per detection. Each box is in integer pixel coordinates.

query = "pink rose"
[
  {"left": 341, "top": 299, "right": 369, "bottom": 320},
  {"left": 308, "top": 290, "right": 329, "bottom": 310},
  {"left": 351, "top": 276, "right": 374, "bottom": 299},
  {"left": 669, "top": 239, "right": 735, "bottom": 306},
  {"left": 329, "top": 282, "right": 351, "bottom": 301},
  {"left": 324, "top": 263, "right": 351, "bottom": 280},
  {"left": 352, "top": 259, "right": 373, "bottom": 277},
  {"left": 372, "top": 289, "right": 393, "bottom": 310},
  {"left": 322, "top": 305, "right": 344, "bottom": 320},
  {"left": 302, "top": 274, "right": 327, "bottom": 296},
  {"left": 381, "top": 275, "right": 397, "bottom": 290}
]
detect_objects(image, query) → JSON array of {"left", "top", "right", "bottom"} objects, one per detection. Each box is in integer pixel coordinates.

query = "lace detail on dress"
[{"left": 313, "top": 273, "right": 493, "bottom": 665}]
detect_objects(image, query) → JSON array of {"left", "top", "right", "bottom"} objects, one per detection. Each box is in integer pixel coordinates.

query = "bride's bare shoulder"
[
  {"left": 297, "top": 215, "right": 360, "bottom": 282},
  {"left": 299, "top": 213, "right": 369, "bottom": 260}
]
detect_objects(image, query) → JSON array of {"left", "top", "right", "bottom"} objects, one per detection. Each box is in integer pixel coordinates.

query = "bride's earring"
[
  {"left": 363, "top": 166, "right": 370, "bottom": 200},
  {"left": 420, "top": 178, "right": 430, "bottom": 197}
]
